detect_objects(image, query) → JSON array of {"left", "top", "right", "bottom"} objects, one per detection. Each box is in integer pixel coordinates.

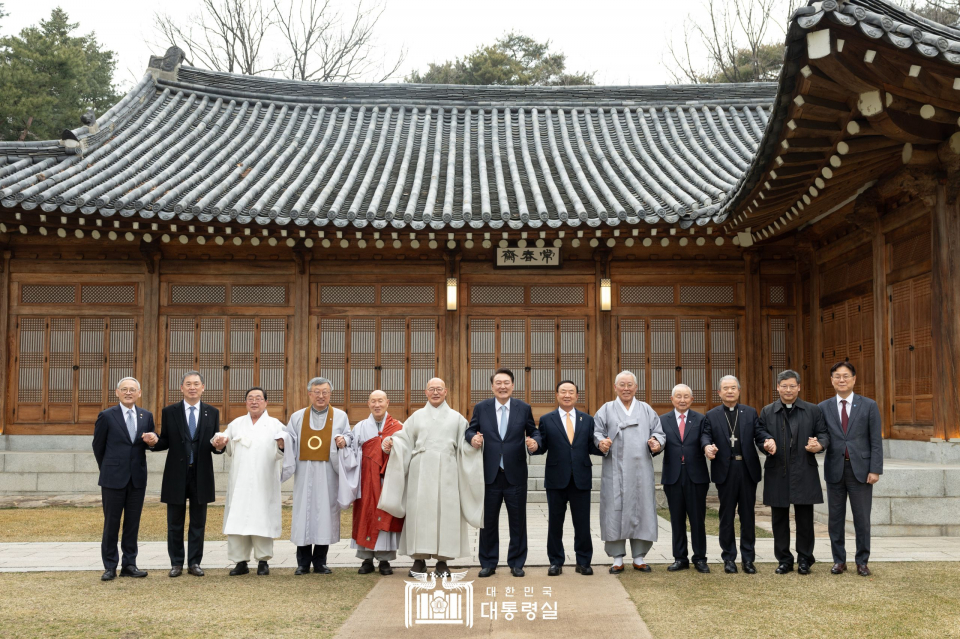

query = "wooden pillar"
[
  {"left": 794, "top": 257, "right": 805, "bottom": 394},
  {"left": 594, "top": 249, "right": 612, "bottom": 411},
  {"left": 293, "top": 252, "right": 311, "bottom": 412},
  {"left": 932, "top": 185, "right": 960, "bottom": 441},
  {"left": 872, "top": 218, "right": 892, "bottom": 438},
  {"left": 140, "top": 253, "right": 161, "bottom": 418},
  {"left": 743, "top": 251, "right": 763, "bottom": 408},
  {"left": 809, "top": 251, "right": 822, "bottom": 403},
  {"left": 0, "top": 251, "right": 10, "bottom": 434},
  {"left": 443, "top": 250, "right": 462, "bottom": 412}
]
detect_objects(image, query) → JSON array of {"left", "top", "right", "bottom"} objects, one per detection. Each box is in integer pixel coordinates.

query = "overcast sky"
[{"left": 3, "top": 0, "right": 796, "bottom": 90}]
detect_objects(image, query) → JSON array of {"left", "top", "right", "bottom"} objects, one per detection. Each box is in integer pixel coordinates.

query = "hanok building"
[{"left": 0, "top": 0, "right": 958, "bottom": 532}]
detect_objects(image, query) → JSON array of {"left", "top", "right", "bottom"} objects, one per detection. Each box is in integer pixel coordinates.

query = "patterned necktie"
[
  {"left": 125, "top": 409, "right": 136, "bottom": 442},
  {"left": 679, "top": 413, "right": 686, "bottom": 462},
  {"left": 565, "top": 412, "right": 575, "bottom": 444}
]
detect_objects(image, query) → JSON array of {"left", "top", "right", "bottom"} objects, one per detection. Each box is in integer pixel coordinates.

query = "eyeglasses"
[
  {"left": 309, "top": 389, "right": 331, "bottom": 396},
  {"left": 831, "top": 375, "right": 853, "bottom": 381},
  {"left": 777, "top": 385, "right": 799, "bottom": 391},
  {"left": 426, "top": 387, "right": 445, "bottom": 393}
]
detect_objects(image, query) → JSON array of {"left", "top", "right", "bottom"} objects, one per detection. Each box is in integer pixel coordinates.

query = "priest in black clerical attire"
[
  {"left": 758, "top": 369, "right": 829, "bottom": 576},
  {"left": 702, "top": 375, "right": 774, "bottom": 575}
]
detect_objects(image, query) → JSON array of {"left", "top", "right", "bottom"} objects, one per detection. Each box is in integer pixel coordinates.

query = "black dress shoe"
[
  {"left": 188, "top": 565, "right": 204, "bottom": 577},
  {"left": 856, "top": 564, "right": 871, "bottom": 577},
  {"left": 169, "top": 566, "right": 183, "bottom": 578},
  {"left": 294, "top": 566, "right": 309, "bottom": 575},
  {"left": 379, "top": 561, "right": 393, "bottom": 576},
  {"left": 358, "top": 559, "right": 375, "bottom": 574},
  {"left": 831, "top": 562, "right": 847, "bottom": 575},
  {"left": 575, "top": 564, "right": 593, "bottom": 576},
  {"left": 477, "top": 566, "right": 496, "bottom": 578},
  {"left": 742, "top": 561, "right": 756, "bottom": 574},
  {"left": 547, "top": 565, "right": 562, "bottom": 576},
  {"left": 409, "top": 559, "right": 427, "bottom": 577},
  {"left": 511, "top": 567, "right": 525, "bottom": 577},
  {"left": 774, "top": 563, "right": 794, "bottom": 574},
  {"left": 314, "top": 564, "right": 332, "bottom": 574},
  {"left": 230, "top": 561, "right": 249, "bottom": 576},
  {"left": 798, "top": 562, "right": 811, "bottom": 575},
  {"left": 694, "top": 561, "right": 710, "bottom": 574},
  {"left": 119, "top": 566, "right": 147, "bottom": 578},
  {"left": 101, "top": 569, "right": 116, "bottom": 581},
  {"left": 724, "top": 560, "right": 738, "bottom": 574},
  {"left": 434, "top": 561, "right": 451, "bottom": 578},
  {"left": 667, "top": 560, "right": 690, "bottom": 572},
  {"left": 257, "top": 561, "right": 269, "bottom": 576},
  {"left": 609, "top": 564, "right": 625, "bottom": 574}
]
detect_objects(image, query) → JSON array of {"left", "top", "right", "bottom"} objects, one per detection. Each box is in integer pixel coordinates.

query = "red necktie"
[
  {"left": 841, "top": 399, "right": 849, "bottom": 459},
  {"left": 679, "top": 413, "right": 686, "bottom": 462}
]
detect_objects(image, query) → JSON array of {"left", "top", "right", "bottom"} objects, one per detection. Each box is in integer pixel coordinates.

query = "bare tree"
[
  {"left": 274, "top": 0, "right": 404, "bottom": 82},
  {"left": 665, "top": 0, "right": 799, "bottom": 84},
  {"left": 907, "top": 1, "right": 960, "bottom": 27},
  {"left": 154, "top": 0, "right": 279, "bottom": 76}
]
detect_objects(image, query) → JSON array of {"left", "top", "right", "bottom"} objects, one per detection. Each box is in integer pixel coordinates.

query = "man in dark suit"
[
  {"left": 91, "top": 377, "right": 155, "bottom": 581},
  {"left": 702, "top": 375, "right": 775, "bottom": 574},
  {"left": 531, "top": 380, "right": 601, "bottom": 576},
  {"left": 759, "top": 369, "right": 829, "bottom": 575},
  {"left": 466, "top": 368, "right": 541, "bottom": 578},
  {"left": 660, "top": 384, "right": 710, "bottom": 573},
  {"left": 819, "top": 361, "right": 883, "bottom": 577},
  {"left": 143, "top": 370, "right": 222, "bottom": 578}
]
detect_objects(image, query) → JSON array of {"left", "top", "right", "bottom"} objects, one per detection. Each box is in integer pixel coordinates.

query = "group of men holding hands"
[{"left": 91, "top": 359, "right": 881, "bottom": 581}]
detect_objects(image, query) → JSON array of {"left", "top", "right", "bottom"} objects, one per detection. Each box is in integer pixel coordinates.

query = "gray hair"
[
  {"left": 116, "top": 376, "right": 140, "bottom": 390},
  {"left": 308, "top": 376, "right": 333, "bottom": 392},
  {"left": 180, "top": 370, "right": 205, "bottom": 385},
  {"left": 614, "top": 370, "right": 638, "bottom": 386},
  {"left": 776, "top": 369, "right": 801, "bottom": 385},
  {"left": 718, "top": 375, "right": 740, "bottom": 389},
  {"left": 671, "top": 383, "right": 692, "bottom": 396}
]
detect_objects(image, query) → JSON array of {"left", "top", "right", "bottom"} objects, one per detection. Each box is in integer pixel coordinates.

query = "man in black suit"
[
  {"left": 660, "top": 384, "right": 710, "bottom": 573},
  {"left": 702, "top": 375, "right": 775, "bottom": 574},
  {"left": 466, "top": 368, "right": 541, "bottom": 578},
  {"left": 143, "top": 370, "right": 223, "bottom": 578},
  {"left": 91, "top": 377, "right": 155, "bottom": 581},
  {"left": 819, "top": 361, "right": 883, "bottom": 577},
  {"left": 531, "top": 380, "right": 601, "bottom": 576}
]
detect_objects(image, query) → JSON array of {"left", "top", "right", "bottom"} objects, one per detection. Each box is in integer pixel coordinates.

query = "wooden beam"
[
  {"left": 932, "top": 185, "right": 960, "bottom": 440},
  {"left": 743, "top": 252, "right": 763, "bottom": 408},
  {"left": 141, "top": 253, "right": 160, "bottom": 418},
  {"left": 0, "top": 251, "right": 9, "bottom": 434},
  {"left": 292, "top": 251, "right": 311, "bottom": 412},
  {"left": 809, "top": 249, "right": 822, "bottom": 402}
]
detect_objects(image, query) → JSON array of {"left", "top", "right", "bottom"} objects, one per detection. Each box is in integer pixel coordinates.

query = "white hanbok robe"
[
  {"left": 593, "top": 399, "right": 666, "bottom": 543},
  {"left": 280, "top": 406, "right": 349, "bottom": 546},
  {"left": 378, "top": 402, "right": 484, "bottom": 559},
  {"left": 221, "top": 411, "right": 291, "bottom": 538},
  {"left": 338, "top": 413, "right": 399, "bottom": 552}
]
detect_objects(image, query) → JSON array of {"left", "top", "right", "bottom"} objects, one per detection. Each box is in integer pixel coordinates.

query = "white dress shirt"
[
  {"left": 184, "top": 400, "right": 201, "bottom": 432},
  {"left": 558, "top": 407, "right": 576, "bottom": 425},
  {"left": 835, "top": 393, "right": 854, "bottom": 422},
  {"left": 495, "top": 398, "right": 510, "bottom": 431}
]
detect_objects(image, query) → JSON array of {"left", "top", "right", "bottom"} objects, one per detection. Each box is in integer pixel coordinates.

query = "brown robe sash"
[{"left": 299, "top": 407, "right": 333, "bottom": 462}]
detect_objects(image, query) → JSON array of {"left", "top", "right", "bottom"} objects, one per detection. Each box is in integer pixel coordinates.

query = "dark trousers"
[
  {"left": 771, "top": 503, "right": 815, "bottom": 566},
  {"left": 479, "top": 468, "right": 528, "bottom": 569},
  {"left": 827, "top": 459, "right": 873, "bottom": 565},
  {"left": 297, "top": 544, "right": 329, "bottom": 568},
  {"left": 545, "top": 477, "right": 593, "bottom": 567},
  {"left": 716, "top": 460, "right": 758, "bottom": 562},
  {"left": 166, "top": 464, "right": 208, "bottom": 567},
  {"left": 101, "top": 481, "right": 146, "bottom": 570},
  {"left": 662, "top": 464, "right": 708, "bottom": 563}
]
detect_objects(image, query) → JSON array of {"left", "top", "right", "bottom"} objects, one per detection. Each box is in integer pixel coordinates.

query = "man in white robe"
[
  {"left": 594, "top": 371, "right": 665, "bottom": 574},
  {"left": 337, "top": 390, "right": 404, "bottom": 575},
  {"left": 281, "top": 376, "right": 349, "bottom": 575},
  {"left": 215, "top": 387, "right": 291, "bottom": 576},
  {"left": 378, "top": 377, "right": 485, "bottom": 578}
]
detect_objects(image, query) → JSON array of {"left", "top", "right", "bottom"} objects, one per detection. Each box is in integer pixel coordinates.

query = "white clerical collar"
[
  {"left": 783, "top": 403, "right": 794, "bottom": 409},
  {"left": 724, "top": 404, "right": 737, "bottom": 412},
  {"left": 616, "top": 398, "right": 636, "bottom": 416}
]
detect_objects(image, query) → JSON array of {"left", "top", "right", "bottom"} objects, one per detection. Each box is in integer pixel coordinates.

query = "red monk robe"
[{"left": 351, "top": 414, "right": 404, "bottom": 549}]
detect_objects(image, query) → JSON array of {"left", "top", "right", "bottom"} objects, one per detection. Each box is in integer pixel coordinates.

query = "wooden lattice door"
[{"left": 890, "top": 274, "right": 933, "bottom": 439}]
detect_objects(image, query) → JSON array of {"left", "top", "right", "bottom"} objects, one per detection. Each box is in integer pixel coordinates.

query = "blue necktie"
[
  {"left": 188, "top": 406, "right": 197, "bottom": 465},
  {"left": 499, "top": 404, "right": 507, "bottom": 469},
  {"left": 125, "top": 409, "right": 136, "bottom": 443}
]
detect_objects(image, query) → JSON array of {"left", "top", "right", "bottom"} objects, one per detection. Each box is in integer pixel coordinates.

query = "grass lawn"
[
  {"left": 0, "top": 569, "right": 376, "bottom": 638},
  {"left": 658, "top": 506, "right": 773, "bottom": 539},
  {"left": 0, "top": 504, "right": 352, "bottom": 542},
  {"left": 621, "top": 562, "right": 960, "bottom": 638}
]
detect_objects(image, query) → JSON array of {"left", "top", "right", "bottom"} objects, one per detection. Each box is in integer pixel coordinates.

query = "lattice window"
[
  {"left": 891, "top": 275, "right": 932, "bottom": 437},
  {"left": 530, "top": 319, "right": 556, "bottom": 405},
  {"left": 171, "top": 285, "right": 226, "bottom": 305},
  {"left": 231, "top": 286, "right": 286, "bottom": 306},
  {"left": 559, "top": 319, "right": 586, "bottom": 404},
  {"left": 21, "top": 285, "right": 76, "bottom": 304},
  {"left": 319, "top": 318, "right": 347, "bottom": 406},
  {"left": 530, "top": 286, "right": 585, "bottom": 305},
  {"left": 499, "top": 319, "right": 527, "bottom": 396},
  {"left": 470, "top": 286, "right": 525, "bottom": 305},
  {"left": 619, "top": 286, "right": 674, "bottom": 305},
  {"left": 891, "top": 230, "right": 931, "bottom": 271},
  {"left": 165, "top": 316, "right": 287, "bottom": 423},
  {"left": 470, "top": 318, "right": 496, "bottom": 405},
  {"left": 410, "top": 318, "right": 437, "bottom": 397},
  {"left": 350, "top": 318, "right": 376, "bottom": 404},
  {"left": 710, "top": 318, "right": 737, "bottom": 392},
  {"left": 320, "top": 286, "right": 375, "bottom": 305},
  {"left": 769, "top": 318, "right": 788, "bottom": 402},
  {"left": 618, "top": 318, "right": 647, "bottom": 400},
  {"left": 14, "top": 316, "right": 138, "bottom": 424},
  {"left": 768, "top": 285, "right": 786, "bottom": 305},
  {"left": 81, "top": 286, "right": 136, "bottom": 305},
  {"left": 679, "top": 285, "right": 735, "bottom": 304},
  {"left": 680, "top": 319, "right": 707, "bottom": 404},
  {"left": 650, "top": 319, "right": 677, "bottom": 404},
  {"left": 380, "top": 286, "right": 436, "bottom": 305}
]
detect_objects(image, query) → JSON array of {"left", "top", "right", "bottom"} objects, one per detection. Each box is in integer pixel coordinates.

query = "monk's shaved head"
[
  {"left": 425, "top": 378, "right": 448, "bottom": 407},
  {"left": 368, "top": 389, "right": 389, "bottom": 419},
  {"left": 426, "top": 377, "right": 446, "bottom": 390},
  {"left": 369, "top": 389, "right": 388, "bottom": 401}
]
